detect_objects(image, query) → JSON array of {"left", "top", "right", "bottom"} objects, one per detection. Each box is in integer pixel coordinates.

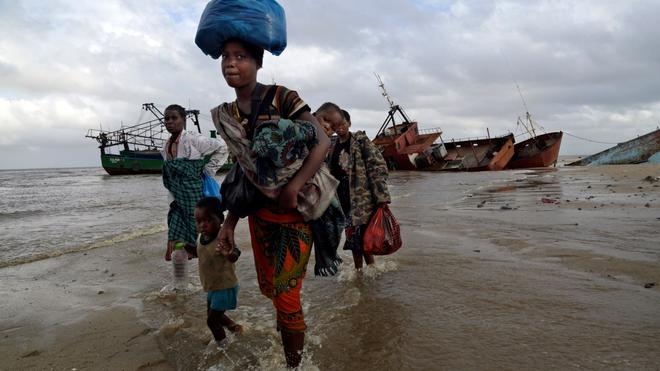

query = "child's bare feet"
[
  {"left": 227, "top": 323, "right": 244, "bottom": 334},
  {"left": 205, "top": 338, "right": 227, "bottom": 353},
  {"left": 220, "top": 313, "right": 243, "bottom": 334}
]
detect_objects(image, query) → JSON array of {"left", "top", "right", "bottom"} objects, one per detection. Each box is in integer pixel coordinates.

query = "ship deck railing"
[
  {"left": 443, "top": 132, "right": 514, "bottom": 143},
  {"left": 418, "top": 127, "right": 444, "bottom": 135}
]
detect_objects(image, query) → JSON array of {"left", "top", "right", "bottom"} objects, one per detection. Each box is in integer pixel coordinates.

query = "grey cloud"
[
  {"left": 0, "top": 60, "right": 19, "bottom": 77},
  {"left": 2, "top": 0, "right": 660, "bottom": 169}
]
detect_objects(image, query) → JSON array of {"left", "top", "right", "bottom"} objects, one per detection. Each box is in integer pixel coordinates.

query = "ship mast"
[
  {"left": 374, "top": 73, "right": 412, "bottom": 137},
  {"left": 86, "top": 103, "right": 202, "bottom": 154},
  {"left": 513, "top": 76, "right": 541, "bottom": 139},
  {"left": 142, "top": 103, "right": 201, "bottom": 134},
  {"left": 376, "top": 73, "right": 396, "bottom": 109}
]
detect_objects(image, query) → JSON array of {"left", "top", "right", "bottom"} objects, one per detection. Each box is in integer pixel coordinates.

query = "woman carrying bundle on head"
[
  {"left": 195, "top": 2, "right": 345, "bottom": 365},
  {"left": 210, "top": 37, "right": 331, "bottom": 368}
]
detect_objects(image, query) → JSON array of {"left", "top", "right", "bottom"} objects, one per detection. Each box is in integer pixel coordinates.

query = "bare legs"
[
  {"left": 207, "top": 309, "right": 227, "bottom": 342},
  {"left": 351, "top": 251, "right": 375, "bottom": 270},
  {"left": 281, "top": 330, "right": 305, "bottom": 368},
  {"left": 207, "top": 307, "right": 243, "bottom": 343}
]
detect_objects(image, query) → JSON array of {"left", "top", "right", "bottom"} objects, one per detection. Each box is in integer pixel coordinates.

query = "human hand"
[
  {"left": 184, "top": 243, "right": 198, "bottom": 259},
  {"left": 216, "top": 223, "right": 236, "bottom": 255},
  {"left": 215, "top": 241, "right": 234, "bottom": 257},
  {"left": 165, "top": 240, "right": 174, "bottom": 261}
]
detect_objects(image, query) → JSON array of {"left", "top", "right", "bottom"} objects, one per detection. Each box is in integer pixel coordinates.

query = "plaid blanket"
[{"left": 162, "top": 159, "right": 205, "bottom": 244}]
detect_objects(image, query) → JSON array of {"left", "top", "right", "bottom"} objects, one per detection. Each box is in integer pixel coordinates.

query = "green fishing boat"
[{"left": 86, "top": 103, "right": 231, "bottom": 175}]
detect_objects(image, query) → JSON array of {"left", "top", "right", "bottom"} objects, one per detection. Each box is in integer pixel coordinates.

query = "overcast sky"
[{"left": 2, "top": 0, "right": 660, "bottom": 169}]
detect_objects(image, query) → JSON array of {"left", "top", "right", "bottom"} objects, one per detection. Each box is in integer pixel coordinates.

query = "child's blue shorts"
[{"left": 207, "top": 285, "right": 239, "bottom": 311}]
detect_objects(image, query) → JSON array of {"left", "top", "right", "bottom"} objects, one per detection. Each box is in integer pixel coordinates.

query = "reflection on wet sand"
[{"left": 2, "top": 164, "right": 659, "bottom": 370}]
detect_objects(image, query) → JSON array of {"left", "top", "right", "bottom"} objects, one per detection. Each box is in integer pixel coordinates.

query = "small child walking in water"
[{"left": 192, "top": 197, "right": 243, "bottom": 344}]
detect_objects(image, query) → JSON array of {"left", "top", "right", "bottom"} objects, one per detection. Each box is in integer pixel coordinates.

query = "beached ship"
[
  {"left": 422, "top": 134, "right": 515, "bottom": 172},
  {"left": 371, "top": 73, "right": 443, "bottom": 170},
  {"left": 371, "top": 74, "right": 515, "bottom": 171},
  {"left": 506, "top": 112, "right": 563, "bottom": 169},
  {"left": 371, "top": 106, "right": 444, "bottom": 171},
  {"left": 86, "top": 103, "right": 228, "bottom": 175},
  {"left": 567, "top": 128, "right": 660, "bottom": 166}
]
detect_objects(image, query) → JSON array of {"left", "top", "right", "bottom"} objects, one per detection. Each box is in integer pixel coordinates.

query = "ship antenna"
[
  {"left": 374, "top": 72, "right": 413, "bottom": 137},
  {"left": 513, "top": 77, "right": 538, "bottom": 137},
  {"left": 515, "top": 81, "right": 529, "bottom": 115},
  {"left": 375, "top": 72, "right": 396, "bottom": 109},
  {"left": 499, "top": 47, "right": 538, "bottom": 138}
]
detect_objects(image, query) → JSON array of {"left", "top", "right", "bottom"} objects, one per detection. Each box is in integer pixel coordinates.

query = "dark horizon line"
[
  {"left": 0, "top": 165, "right": 103, "bottom": 172},
  {"left": 0, "top": 154, "right": 594, "bottom": 172}
]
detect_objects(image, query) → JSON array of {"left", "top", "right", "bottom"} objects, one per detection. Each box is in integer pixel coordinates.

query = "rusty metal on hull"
[
  {"left": 424, "top": 134, "right": 515, "bottom": 172},
  {"left": 507, "top": 131, "right": 563, "bottom": 169},
  {"left": 371, "top": 76, "right": 515, "bottom": 172},
  {"left": 373, "top": 121, "right": 442, "bottom": 170},
  {"left": 370, "top": 106, "right": 515, "bottom": 172}
]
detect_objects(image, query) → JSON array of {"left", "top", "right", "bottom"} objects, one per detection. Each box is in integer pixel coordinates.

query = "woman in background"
[
  {"left": 316, "top": 103, "right": 391, "bottom": 270},
  {"left": 162, "top": 104, "right": 228, "bottom": 261}
]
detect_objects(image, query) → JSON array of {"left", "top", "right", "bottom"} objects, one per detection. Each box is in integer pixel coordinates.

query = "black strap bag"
[
  {"left": 220, "top": 84, "right": 276, "bottom": 218},
  {"left": 220, "top": 162, "right": 266, "bottom": 218}
]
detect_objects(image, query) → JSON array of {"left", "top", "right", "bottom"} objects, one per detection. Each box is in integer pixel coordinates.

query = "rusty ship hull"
[
  {"left": 507, "top": 131, "right": 563, "bottom": 169},
  {"left": 423, "top": 134, "right": 515, "bottom": 172},
  {"left": 372, "top": 122, "right": 442, "bottom": 170}
]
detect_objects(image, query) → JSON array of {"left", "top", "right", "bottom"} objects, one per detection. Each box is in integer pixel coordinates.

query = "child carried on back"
[{"left": 192, "top": 197, "right": 243, "bottom": 344}]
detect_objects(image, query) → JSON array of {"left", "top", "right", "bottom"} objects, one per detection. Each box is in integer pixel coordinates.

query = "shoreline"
[
  {"left": 0, "top": 232, "right": 174, "bottom": 371},
  {"left": 0, "top": 224, "right": 167, "bottom": 270},
  {"left": 2, "top": 163, "right": 659, "bottom": 370}
]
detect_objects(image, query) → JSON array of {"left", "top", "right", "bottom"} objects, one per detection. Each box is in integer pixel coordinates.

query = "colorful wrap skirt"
[{"left": 248, "top": 207, "right": 312, "bottom": 333}]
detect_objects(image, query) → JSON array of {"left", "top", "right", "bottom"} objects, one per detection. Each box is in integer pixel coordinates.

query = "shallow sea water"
[
  {"left": 3, "top": 165, "right": 659, "bottom": 370},
  {"left": 0, "top": 167, "right": 172, "bottom": 267}
]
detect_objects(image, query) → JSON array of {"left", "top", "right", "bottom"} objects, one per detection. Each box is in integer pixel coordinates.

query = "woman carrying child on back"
[
  {"left": 191, "top": 197, "right": 242, "bottom": 347},
  {"left": 316, "top": 104, "right": 391, "bottom": 270},
  {"left": 209, "top": 38, "right": 330, "bottom": 368}
]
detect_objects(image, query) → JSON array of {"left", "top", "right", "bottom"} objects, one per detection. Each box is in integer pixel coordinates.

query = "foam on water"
[
  {"left": 0, "top": 167, "right": 170, "bottom": 266},
  {"left": 335, "top": 258, "right": 399, "bottom": 283},
  {"left": 0, "top": 223, "right": 166, "bottom": 268}
]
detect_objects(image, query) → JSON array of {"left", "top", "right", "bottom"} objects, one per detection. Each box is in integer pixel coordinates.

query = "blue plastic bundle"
[
  {"left": 201, "top": 172, "right": 221, "bottom": 200},
  {"left": 195, "top": 0, "right": 287, "bottom": 59}
]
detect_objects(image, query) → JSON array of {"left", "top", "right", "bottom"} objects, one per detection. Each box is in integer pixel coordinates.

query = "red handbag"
[{"left": 363, "top": 205, "right": 402, "bottom": 255}]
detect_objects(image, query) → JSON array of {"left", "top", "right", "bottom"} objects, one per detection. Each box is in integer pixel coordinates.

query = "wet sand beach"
[
  {"left": 1, "top": 164, "right": 659, "bottom": 370},
  {"left": 0, "top": 232, "right": 173, "bottom": 371}
]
